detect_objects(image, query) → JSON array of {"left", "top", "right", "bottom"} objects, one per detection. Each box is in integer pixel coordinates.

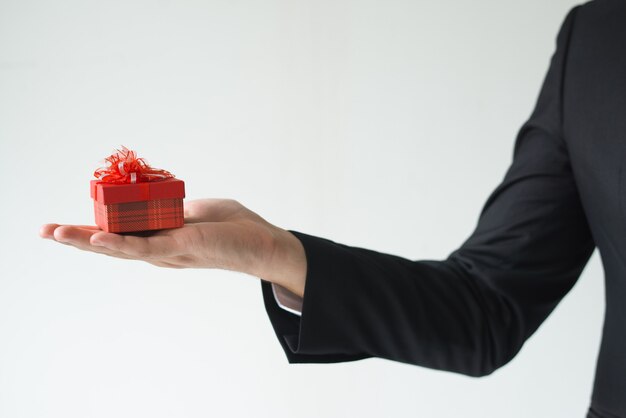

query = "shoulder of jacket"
[{"left": 574, "top": 0, "right": 625, "bottom": 19}]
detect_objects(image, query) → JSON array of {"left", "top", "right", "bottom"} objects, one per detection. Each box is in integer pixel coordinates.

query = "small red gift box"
[{"left": 90, "top": 147, "right": 185, "bottom": 233}]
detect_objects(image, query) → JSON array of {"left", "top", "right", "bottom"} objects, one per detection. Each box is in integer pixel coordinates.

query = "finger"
[
  {"left": 184, "top": 199, "right": 243, "bottom": 223},
  {"left": 40, "top": 223, "right": 60, "bottom": 239},
  {"left": 53, "top": 225, "right": 100, "bottom": 245},
  {"left": 184, "top": 199, "right": 218, "bottom": 223},
  {"left": 90, "top": 231, "right": 182, "bottom": 259},
  {"left": 46, "top": 226, "right": 133, "bottom": 259},
  {"left": 73, "top": 225, "right": 102, "bottom": 231},
  {"left": 65, "top": 239, "right": 135, "bottom": 260},
  {"left": 41, "top": 224, "right": 102, "bottom": 240}
]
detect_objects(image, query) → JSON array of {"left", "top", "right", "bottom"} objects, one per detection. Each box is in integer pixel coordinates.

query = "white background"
[{"left": 0, "top": 0, "right": 603, "bottom": 417}]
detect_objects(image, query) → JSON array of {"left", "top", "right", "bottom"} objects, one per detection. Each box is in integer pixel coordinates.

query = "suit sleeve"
[{"left": 260, "top": 5, "right": 596, "bottom": 376}]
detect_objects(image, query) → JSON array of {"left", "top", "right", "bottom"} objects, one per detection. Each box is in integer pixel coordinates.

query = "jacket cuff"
[{"left": 260, "top": 230, "right": 371, "bottom": 363}]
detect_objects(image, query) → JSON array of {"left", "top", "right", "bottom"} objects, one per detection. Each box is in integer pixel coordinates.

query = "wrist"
[{"left": 258, "top": 227, "right": 307, "bottom": 298}]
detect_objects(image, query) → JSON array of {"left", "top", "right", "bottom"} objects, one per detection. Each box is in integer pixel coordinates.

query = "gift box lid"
[{"left": 90, "top": 178, "right": 185, "bottom": 204}]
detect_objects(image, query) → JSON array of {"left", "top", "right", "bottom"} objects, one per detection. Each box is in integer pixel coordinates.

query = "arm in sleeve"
[{"left": 260, "top": 5, "right": 595, "bottom": 376}]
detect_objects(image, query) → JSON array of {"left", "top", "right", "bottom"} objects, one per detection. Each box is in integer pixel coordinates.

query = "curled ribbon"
[{"left": 94, "top": 146, "right": 174, "bottom": 184}]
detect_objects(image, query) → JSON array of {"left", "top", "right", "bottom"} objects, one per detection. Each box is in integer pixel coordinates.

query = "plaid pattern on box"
[{"left": 94, "top": 197, "right": 184, "bottom": 233}]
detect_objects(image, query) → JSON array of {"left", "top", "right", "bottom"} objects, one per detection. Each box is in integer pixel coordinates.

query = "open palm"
[{"left": 41, "top": 199, "right": 281, "bottom": 275}]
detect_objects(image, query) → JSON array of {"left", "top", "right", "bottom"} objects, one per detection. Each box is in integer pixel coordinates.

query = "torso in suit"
[{"left": 260, "top": 1, "right": 626, "bottom": 416}]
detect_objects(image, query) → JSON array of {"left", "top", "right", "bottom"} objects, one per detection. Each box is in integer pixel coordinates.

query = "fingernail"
[{"left": 91, "top": 239, "right": 103, "bottom": 246}]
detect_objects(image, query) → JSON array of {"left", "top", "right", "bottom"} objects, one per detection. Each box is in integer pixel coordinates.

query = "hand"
[{"left": 39, "top": 199, "right": 307, "bottom": 297}]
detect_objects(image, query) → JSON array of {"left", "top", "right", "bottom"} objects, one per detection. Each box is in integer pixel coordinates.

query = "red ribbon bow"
[{"left": 94, "top": 146, "right": 174, "bottom": 184}]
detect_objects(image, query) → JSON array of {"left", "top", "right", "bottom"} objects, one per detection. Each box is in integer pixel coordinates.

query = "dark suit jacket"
[{"left": 261, "top": 1, "right": 626, "bottom": 416}]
